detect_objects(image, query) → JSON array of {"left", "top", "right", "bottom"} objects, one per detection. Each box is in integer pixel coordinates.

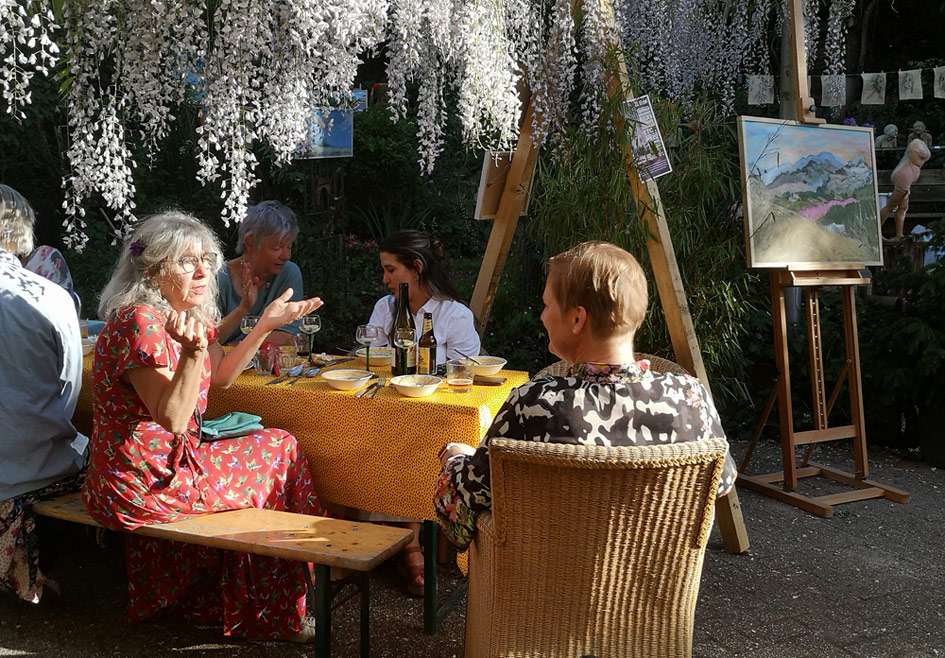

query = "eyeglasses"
[{"left": 178, "top": 254, "right": 218, "bottom": 273}]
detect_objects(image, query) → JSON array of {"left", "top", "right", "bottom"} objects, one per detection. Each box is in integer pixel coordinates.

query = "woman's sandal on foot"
[
  {"left": 396, "top": 545, "right": 425, "bottom": 598},
  {"left": 284, "top": 618, "right": 317, "bottom": 644}
]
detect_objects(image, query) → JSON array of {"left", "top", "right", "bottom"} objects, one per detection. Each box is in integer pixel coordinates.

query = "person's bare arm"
[{"left": 125, "top": 311, "right": 208, "bottom": 435}]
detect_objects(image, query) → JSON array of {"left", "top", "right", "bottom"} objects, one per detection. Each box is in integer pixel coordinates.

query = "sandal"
[
  {"left": 284, "top": 618, "right": 317, "bottom": 644},
  {"left": 395, "top": 545, "right": 425, "bottom": 598}
]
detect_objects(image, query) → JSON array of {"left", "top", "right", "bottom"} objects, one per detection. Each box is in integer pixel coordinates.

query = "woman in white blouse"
[{"left": 367, "top": 230, "right": 480, "bottom": 365}]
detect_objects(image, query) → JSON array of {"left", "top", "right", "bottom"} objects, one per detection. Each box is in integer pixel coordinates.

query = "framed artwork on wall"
[{"left": 738, "top": 116, "right": 883, "bottom": 268}]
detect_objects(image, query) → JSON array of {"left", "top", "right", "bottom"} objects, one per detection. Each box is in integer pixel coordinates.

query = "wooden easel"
[
  {"left": 467, "top": 0, "right": 750, "bottom": 554},
  {"left": 737, "top": 267, "right": 910, "bottom": 517},
  {"left": 737, "top": 0, "right": 909, "bottom": 517}
]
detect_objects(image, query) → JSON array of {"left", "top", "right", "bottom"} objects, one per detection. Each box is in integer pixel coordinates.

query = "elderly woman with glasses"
[
  {"left": 216, "top": 200, "right": 305, "bottom": 346},
  {"left": 434, "top": 241, "right": 736, "bottom": 549},
  {"left": 82, "top": 211, "right": 326, "bottom": 643}
]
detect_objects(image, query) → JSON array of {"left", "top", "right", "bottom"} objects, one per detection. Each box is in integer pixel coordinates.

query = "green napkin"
[{"left": 200, "top": 412, "right": 263, "bottom": 441}]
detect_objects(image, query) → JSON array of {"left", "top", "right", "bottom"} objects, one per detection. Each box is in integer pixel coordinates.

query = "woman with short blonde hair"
[{"left": 435, "top": 241, "right": 736, "bottom": 549}]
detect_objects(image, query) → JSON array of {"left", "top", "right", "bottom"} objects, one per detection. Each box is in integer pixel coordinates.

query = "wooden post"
[
  {"left": 788, "top": 0, "right": 825, "bottom": 126},
  {"left": 468, "top": 99, "right": 540, "bottom": 332}
]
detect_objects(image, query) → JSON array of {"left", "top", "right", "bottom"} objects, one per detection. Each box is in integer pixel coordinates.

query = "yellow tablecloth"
[{"left": 75, "top": 356, "right": 528, "bottom": 521}]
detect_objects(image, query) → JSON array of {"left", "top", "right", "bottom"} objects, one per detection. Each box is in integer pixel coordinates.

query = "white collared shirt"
[{"left": 367, "top": 296, "right": 480, "bottom": 364}]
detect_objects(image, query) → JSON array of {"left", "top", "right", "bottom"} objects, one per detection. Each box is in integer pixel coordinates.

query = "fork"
[{"left": 366, "top": 375, "right": 386, "bottom": 399}]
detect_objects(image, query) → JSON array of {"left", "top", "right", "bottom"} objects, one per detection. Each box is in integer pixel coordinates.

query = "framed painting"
[
  {"left": 295, "top": 105, "right": 353, "bottom": 159},
  {"left": 737, "top": 116, "right": 883, "bottom": 268}
]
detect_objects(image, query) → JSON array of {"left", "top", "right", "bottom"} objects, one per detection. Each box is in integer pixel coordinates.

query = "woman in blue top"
[{"left": 217, "top": 201, "right": 305, "bottom": 345}]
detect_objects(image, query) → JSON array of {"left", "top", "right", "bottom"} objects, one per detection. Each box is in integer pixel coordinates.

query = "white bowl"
[
  {"left": 355, "top": 346, "right": 394, "bottom": 367},
  {"left": 470, "top": 356, "right": 507, "bottom": 376},
  {"left": 389, "top": 374, "right": 442, "bottom": 398},
  {"left": 321, "top": 369, "right": 374, "bottom": 391},
  {"left": 82, "top": 337, "right": 96, "bottom": 356}
]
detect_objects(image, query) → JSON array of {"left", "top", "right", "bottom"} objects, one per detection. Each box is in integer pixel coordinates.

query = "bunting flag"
[
  {"left": 821, "top": 74, "right": 846, "bottom": 107},
  {"left": 747, "top": 75, "right": 775, "bottom": 105},
  {"left": 935, "top": 66, "right": 945, "bottom": 99},
  {"left": 861, "top": 72, "right": 886, "bottom": 105},
  {"left": 899, "top": 69, "right": 923, "bottom": 100}
]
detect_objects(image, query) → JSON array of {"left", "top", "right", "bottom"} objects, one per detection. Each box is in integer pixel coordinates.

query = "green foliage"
[{"left": 528, "top": 93, "right": 762, "bottom": 427}]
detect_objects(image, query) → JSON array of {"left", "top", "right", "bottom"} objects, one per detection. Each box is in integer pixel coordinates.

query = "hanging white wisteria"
[
  {"left": 0, "top": 0, "right": 59, "bottom": 119},
  {"left": 2, "top": 0, "right": 858, "bottom": 246}
]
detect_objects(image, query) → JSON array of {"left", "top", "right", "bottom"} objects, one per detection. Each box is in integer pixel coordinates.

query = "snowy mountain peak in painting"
[{"left": 760, "top": 151, "right": 846, "bottom": 184}]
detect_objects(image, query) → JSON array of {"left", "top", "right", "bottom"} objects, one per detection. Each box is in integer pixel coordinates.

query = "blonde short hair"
[
  {"left": 0, "top": 184, "right": 35, "bottom": 255},
  {"left": 546, "top": 241, "right": 647, "bottom": 340}
]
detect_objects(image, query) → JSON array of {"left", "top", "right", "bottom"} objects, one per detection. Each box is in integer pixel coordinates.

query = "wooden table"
[{"left": 74, "top": 355, "right": 529, "bottom": 633}]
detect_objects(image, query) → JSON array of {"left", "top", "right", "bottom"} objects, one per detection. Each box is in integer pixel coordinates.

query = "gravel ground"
[{"left": 1, "top": 436, "right": 942, "bottom": 657}]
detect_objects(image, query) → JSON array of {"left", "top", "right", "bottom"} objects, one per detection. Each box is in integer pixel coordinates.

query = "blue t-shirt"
[{"left": 217, "top": 260, "right": 304, "bottom": 344}]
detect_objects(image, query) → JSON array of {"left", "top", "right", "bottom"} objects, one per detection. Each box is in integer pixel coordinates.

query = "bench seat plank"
[{"left": 33, "top": 493, "right": 411, "bottom": 571}]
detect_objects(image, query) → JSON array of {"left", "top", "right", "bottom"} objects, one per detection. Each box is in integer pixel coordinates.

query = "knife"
[{"left": 265, "top": 373, "right": 290, "bottom": 385}]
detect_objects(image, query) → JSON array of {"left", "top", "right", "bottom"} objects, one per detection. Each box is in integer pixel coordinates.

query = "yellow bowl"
[
  {"left": 470, "top": 356, "right": 507, "bottom": 376},
  {"left": 389, "top": 374, "right": 442, "bottom": 398},
  {"left": 321, "top": 369, "right": 374, "bottom": 391}
]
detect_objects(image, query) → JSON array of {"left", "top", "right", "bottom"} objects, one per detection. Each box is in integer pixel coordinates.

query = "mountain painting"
[{"left": 737, "top": 117, "right": 883, "bottom": 268}]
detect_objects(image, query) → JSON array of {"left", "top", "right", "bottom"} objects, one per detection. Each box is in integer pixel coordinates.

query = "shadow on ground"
[{"left": 1, "top": 438, "right": 942, "bottom": 657}]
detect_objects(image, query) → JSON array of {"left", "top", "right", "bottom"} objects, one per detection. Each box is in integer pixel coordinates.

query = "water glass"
[
  {"left": 356, "top": 324, "right": 380, "bottom": 369},
  {"left": 300, "top": 315, "right": 322, "bottom": 364},
  {"left": 446, "top": 359, "right": 473, "bottom": 393},
  {"left": 240, "top": 316, "right": 259, "bottom": 337},
  {"left": 253, "top": 350, "right": 274, "bottom": 376}
]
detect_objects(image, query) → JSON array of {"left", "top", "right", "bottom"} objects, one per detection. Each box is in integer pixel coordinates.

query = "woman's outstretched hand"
[
  {"left": 237, "top": 259, "right": 260, "bottom": 311},
  {"left": 260, "top": 288, "right": 323, "bottom": 331},
  {"left": 165, "top": 310, "right": 209, "bottom": 354}
]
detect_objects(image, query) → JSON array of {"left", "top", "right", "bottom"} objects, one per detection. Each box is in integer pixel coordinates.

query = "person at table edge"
[
  {"left": 0, "top": 184, "right": 87, "bottom": 604},
  {"left": 216, "top": 200, "right": 304, "bottom": 346},
  {"left": 82, "top": 211, "right": 326, "bottom": 643},
  {"left": 434, "top": 241, "right": 737, "bottom": 549},
  {"left": 368, "top": 229, "right": 480, "bottom": 364}
]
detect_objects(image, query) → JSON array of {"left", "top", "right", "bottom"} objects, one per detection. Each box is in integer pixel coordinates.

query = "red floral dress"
[{"left": 82, "top": 304, "right": 327, "bottom": 639}]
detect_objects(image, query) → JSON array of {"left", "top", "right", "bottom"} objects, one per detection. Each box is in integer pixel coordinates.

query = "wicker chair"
[
  {"left": 464, "top": 438, "right": 729, "bottom": 658},
  {"left": 532, "top": 353, "right": 691, "bottom": 379}
]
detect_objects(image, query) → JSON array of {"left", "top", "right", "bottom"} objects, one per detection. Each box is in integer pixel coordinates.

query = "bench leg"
[
  {"left": 359, "top": 572, "right": 370, "bottom": 658},
  {"left": 423, "top": 520, "right": 438, "bottom": 634},
  {"left": 311, "top": 564, "right": 331, "bottom": 658}
]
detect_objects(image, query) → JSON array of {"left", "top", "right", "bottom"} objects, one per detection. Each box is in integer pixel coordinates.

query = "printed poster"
[{"left": 621, "top": 95, "right": 672, "bottom": 180}]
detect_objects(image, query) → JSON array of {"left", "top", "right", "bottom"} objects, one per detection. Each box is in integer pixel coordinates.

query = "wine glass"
[
  {"left": 356, "top": 324, "right": 380, "bottom": 370},
  {"left": 299, "top": 314, "right": 322, "bottom": 364},
  {"left": 240, "top": 315, "right": 258, "bottom": 338}
]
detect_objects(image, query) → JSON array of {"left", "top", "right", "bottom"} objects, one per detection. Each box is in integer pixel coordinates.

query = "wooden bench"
[{"left": 32, "top": 493, "right": 412, "bottom": 658}]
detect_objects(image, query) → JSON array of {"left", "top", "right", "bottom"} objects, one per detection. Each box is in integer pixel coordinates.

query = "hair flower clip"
[{"left": 128, "top": 240, "right": 146, "bottom": 258}]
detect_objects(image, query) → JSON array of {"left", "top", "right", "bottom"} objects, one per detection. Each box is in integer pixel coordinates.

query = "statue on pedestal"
[
  {"left": 875, "top": 124, "right": 899, "bottom": 148},
  {"left": 907, "top": 121, "right": 933, "bottom": 148},
  {"left": 879, "top": 139, "right": 932, "bottom": 243}
]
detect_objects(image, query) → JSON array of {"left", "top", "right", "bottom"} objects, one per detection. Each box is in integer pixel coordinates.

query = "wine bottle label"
[{"left": 418, "top": 347, "right": 433, "bottom": 374}]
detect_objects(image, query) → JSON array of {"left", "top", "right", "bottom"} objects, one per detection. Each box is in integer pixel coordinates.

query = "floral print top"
[{"left": 434, "top": 360, "right": 737, "bottom": 550}]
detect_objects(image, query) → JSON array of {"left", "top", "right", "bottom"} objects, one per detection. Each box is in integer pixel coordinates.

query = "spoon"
[
  {"left": 287, "top": 366, "right": 320, "bottom": 386},
  {"left": 266, "top": 363, "right": 305, "bottom": 385},
  {"left": 454, "top": 349, "right": 482, "bottom": 365}
]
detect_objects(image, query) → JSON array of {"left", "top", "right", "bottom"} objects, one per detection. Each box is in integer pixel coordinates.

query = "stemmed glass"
[
  {"left": 240, "top": 315, "right": 258, "bottom": 337},
  {"left": 393, "top": 327, "right": 417, "bottom": 371},
  {"left": 299, "top": 315, "right": 322, "bottom": 364},
  {"left": 356, "top": 325, "right": 380, "bottom": 370}
]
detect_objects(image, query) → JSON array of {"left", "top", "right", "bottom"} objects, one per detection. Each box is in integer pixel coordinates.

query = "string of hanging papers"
[{"left": 747, "top": 66, "right": 945, "bottom": 106}]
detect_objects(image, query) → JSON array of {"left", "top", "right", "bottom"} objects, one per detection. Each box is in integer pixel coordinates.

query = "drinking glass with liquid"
[
  {"left": 446, "top": 359, "right": 473, "bottom": 393},
  {"left": 240, "top": 315, "right": 259, "bottom": 336}
]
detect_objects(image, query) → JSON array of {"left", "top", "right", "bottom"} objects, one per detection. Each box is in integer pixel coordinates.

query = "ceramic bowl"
[
  {"left": 389, "top": 374, "right": 442, "bottom": 398},
  {"left": 355, "top": 346, "right": 394, "bottom": 367},
  {"left": 82, "top": 337, "right": 96, "bottom": 357},
  {"left": 321, "top": 369, "right": 374, "bottom": 391},
  {"left": 470, "top": 356, "right": 507, "bottom": 376}
]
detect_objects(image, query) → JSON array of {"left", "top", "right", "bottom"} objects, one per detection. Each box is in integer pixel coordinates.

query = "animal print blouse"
[{"left": 434, "top": 360, "right": 737, "bottom": 550}]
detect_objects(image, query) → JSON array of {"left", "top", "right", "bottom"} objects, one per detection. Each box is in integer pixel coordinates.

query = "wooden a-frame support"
[
  {"left": 468, "top": 0, "right": 749, "bottom": 554},
  {"left": 735, "top": 0, "right": 909, "bottom": 516}
]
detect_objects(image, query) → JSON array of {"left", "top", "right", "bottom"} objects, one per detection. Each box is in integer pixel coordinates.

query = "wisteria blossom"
[{"left": 1, "top": 0, "right": 859, "bottom": 246}]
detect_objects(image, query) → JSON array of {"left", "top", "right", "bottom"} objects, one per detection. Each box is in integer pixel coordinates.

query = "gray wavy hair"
[
  {"left": 236, "top": 200, "right": 299, "bottom": 255},
  {"left": 0, "top": 184, "right": 36, "bottom": 256},
  {"left": 98, "top": 211, "right": 223, "bottom": 325}
]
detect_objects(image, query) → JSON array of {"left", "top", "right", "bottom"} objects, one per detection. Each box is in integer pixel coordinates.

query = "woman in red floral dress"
[{"left": 82, "top": 211, "right": 326, "bottom": 643}]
